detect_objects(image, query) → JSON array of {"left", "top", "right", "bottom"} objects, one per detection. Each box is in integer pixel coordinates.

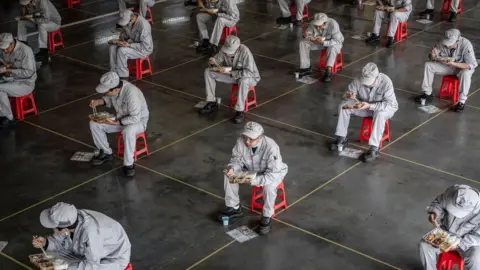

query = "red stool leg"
[
  {"left": 230, "top": 84, "right": 239, "bottom": 109},
  {"left": 136, "top": 59, "right": 142, "bottom": 79},
  {"left": 48, "top": 32, "right": 54, "bottom": 52},
  {"left": 319, "top": 49, "right": 327, "bottom": 70},
  {"left": 117, "top": 133, "right": 124, "bottom": 156},
  {"left": 359, "top": 118, "right": 372, "bottom": 143}
]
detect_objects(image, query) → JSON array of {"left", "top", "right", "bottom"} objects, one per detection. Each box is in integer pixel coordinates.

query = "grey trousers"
[
  {"left": 278, "top": 0, "right": 311, "bottom": 21},
  {"left": 118, "top": 0, "right": 155, "bottom": 17},
  {"left": 204, "top": 68, "right": 257, "bottom": 112},
  {"left": 335, "top": 100, "right": 394, "bottom": 148},
  {"left": 17, "top": 20, "right": 60, "bottom": 49},
  {"left": 196, "top": 13, "right": 236, "bottom": 46},
  {"left": 419, "top": 241, "right": 480, "bottom": 270},
  {"left": 299, "top": 39, "right": 341, "bottom": 69},
  {"left": 109, "top": 45, "right": 146, "bottom": 78},
  {"left": 426, "top": 0, "right": 459, "bottom": 12},
  {"left": 372, "top": 11, "right": 408, "bottom": 37},
  {"left": 0, "top": 81, "right": 34, "bottom": 120},
  {"left": 421, "top": 62, "right": 474, "bottom": 103},
  {"left": 224, "top": 174, "right": 283, "bottom": 218}
]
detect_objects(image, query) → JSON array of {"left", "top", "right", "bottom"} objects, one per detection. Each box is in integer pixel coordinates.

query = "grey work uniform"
[
  {"left": 225, "top": 136, "right": 288, "bottom": 218},
  {"left": 426, "top": 0, "right": 460, "bottom": 13},
  {"left": 278, "top": 0, "right": 311, "bottom": 21},
  {"left": 0, "top": 40, "right": 37, "bottom": 120},
  {"left": 299, "top": 18, "right": 344, "bottom": 69},
  {"left": 89, "top": 81, "right": 149, "bottom": 166},
  {"left": 422, "top": 37, "right": 477, "bottom": 104},
  {"left": 118, "top": 0, "right": 155, "bottom": 18},
  {"left": 420, "top": 185, "right": 480, "bottom": 270},
  {"left": 336, "top": 73, "right": 398, "bottom": 147},
  {"left": 204, "top": 44, "right": 260, "bottom": 112},
  {"left": 46, "top": 210, "right": 131, "bottom": 270},
  {"left": 196, "top": 0, "right": 239, "bottom": 46},
  {"left": 18, "top": 0, "right": 61, "bottom": 49},
  {"left": 109, "top": 16, "right": 153, "bottom": 78},
  {"left": 372, "top": 0, "right": 412, "bottom": 37}
]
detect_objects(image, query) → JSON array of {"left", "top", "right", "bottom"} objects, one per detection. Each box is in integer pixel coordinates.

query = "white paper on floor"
[
  {"left": 416, "top": 19, "right": 433, "bottom": 24},
  {"left": 194, "top": 100, "right": 208, "bottom": 109},
  {"left": 70, "top": 152, "right": 95, "bottom": 162},
  {"left": 418, "top": 105, "right": 441, "bottom": 114},
  {"left": 273, "top": 24, "right": 289, "bottom": 30},
  {"left": 296, "top": 76, "right": 318, "bottom": 84},
  {"left": 352, "top": 34, "right": 368, "bottom": 41},
  {"left": 187, "top": 43, "right": 197, "bottom": 48},
  {"left": 339, "top": 148, "right": 364, "bottom": 159},
  {"left": 226, "top": 226, "right": 259, "bottom": 243},
  {"left": 362, "top": 1, "right": 376, "bottom": 6},
  {"left": 0, "top": 241, "right": 7, "bottom": 252}
]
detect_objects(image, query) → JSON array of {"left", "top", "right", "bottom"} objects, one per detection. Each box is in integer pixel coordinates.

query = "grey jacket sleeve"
[
  {"left": 45, "top": 234, "right": 67, "bottom": 252},
  {"left": 10, "top": 49, "right": 36, "bottom": 79},
  {"left": 102, "top": 96, "right": 113, "bottom": 108},
  {"left": 217, "top": 0, "right": 239, "bottom": 22},
  {"left": 35, "top": 0, "right": 50, "bottom": 24},
  {"left": 129, "top": 27, "right": 153, "bottom": 53},
  {"left": 228, "top": 140, "right": 245, "bottom": 172},
  {"left": 401, "top": 0, "right": 412, "bottom": 12},
  {"left": 231, "top": 49, "right": 256, "bottom": 80},
  {"left": 323, "top": 21, "right": 344, "bottom": 47},
  {"left": 67, "top": 229, "right": 104, "bottom": 270},
  {"left": 459, "top": 227, "right": 480, "bottom": 251},
  {"left": 462, "top": 41, "right": 478, "bottom": 70},
  {"left": 345, "top": 80, "right": 360, "bottom": 100},
  {"left": 370, "top": 78, "right": 398, "bottom": 111},
  {"left": 251, "top": 147, "right": 284, "bottom": 186},
  {"left": 304, "top": 24, "right": 315, "bottom": 37},
  {"left": 425, "top": 191, "right": 447, "bottom": 222},
  {"left": 119, "top": 91, "right": 143, "bottom": 125}
]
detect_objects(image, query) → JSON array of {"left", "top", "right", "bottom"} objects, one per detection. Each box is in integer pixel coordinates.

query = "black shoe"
[
  {"left": 233, "top": 111, "right": 244, "bottom": 124},
  {"left": 199, "top": 101, "right": 218, "bottom": 115},
  {"left": 365, "top": 34, "right": 380, "bottom": 43},
  {"left": 386, "top": 36, "right": 395, "bottom": 48},
  {"left": 196, "top": 39, "right": 210, "bottom": 53},
  {"left": 258, "top": 216, "right": 272, "bottom": 235},
  {"left": 362, "top": 146, "right": 379, "bottom": 162},
  {"left": 0, "top": 117, "right": 15, "bottom": 128},
  {"left": 420, "top": 9, "right": 434, "bottom": 16},
  {"left": 276, "top": 16, "right": 291, "bottom": 25},
  {"left": 217, "top": 206, "right": 243, "bottom": 221},
  {"left": 293, "top": 19, "right": 302, "bottom": 26},
  {"left": 454, "top": 102, "right": 465, "bottom": 112},
  {"left": 414, "top": 93, "right": 434, "bottom": 104},
  {"left": 124, "top": 165, "right": 135, "bottom": 177},
  {"left": 448, "top": 12, "right": 457, "bottom": 22},
  {"left": 35, "top": 48, "right": 49, "bottom": 63},
  {"left": 91, "top": 151, "right": 113, "bottom": 166},
  {"left": 322, "top": 69, "right": 332, "bottom": 83},
  {"left": 207, "top": 44, "right": 217, "bottom": 57},
  {"left": 330, "top": 136, "right": 348, "bottom": 151},
  {"left": 296, "top": 67, "right": 312, "bottom": 78}
]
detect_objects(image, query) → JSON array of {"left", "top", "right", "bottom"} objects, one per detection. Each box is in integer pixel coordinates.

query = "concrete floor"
[{"left": 1, "top": 0, "right": 480, "bottom": 269}]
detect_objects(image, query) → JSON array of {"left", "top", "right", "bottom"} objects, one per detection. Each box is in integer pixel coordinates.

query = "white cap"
[
  {"left": 360, "top": 62, "right": 379, "bottom": 86},
  {"left": 312, "top": 13, "right": 328, "bottom": 26},
  {"left": 442, "top": 29, "right": 460, "bottom": 47},
  {"left": 0, "top": 33, "right": 13, "bottom": 50},
  {"left": 40, "top": 202, "right": 78, "bottom": 228},
  {"left": 446, "top": 186, "right": 480, "bottom": 218},
  {"left": 242, "top": 122, "right": 264, "bottom": 139},
  {"left": 221, "top": 35, "right": 241, "bottom": 55},
  {"left": 19, "top": 0, "right": 31, "bottom": 5},
  {"left": 96, "top": 71, "right": 120, "bottom": 93},
  {"left": 118, "top": 10, "right": 133, "bottom": 26}
]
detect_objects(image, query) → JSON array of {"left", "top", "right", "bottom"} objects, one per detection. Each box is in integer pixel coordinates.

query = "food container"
[
  {"left": 88, "top": 112, "right": 115, "bottom": 123},
  {"left": 423, "top": 228, "right": 459, "bottom": 251},
  {"left": 228, "top": 171, "right": 257, "bottom": 184},
  {"left": 29, "top": 254, "right": 68, "bottom": 270}
]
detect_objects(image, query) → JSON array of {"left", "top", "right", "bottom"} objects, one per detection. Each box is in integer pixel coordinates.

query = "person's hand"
[
  {"left": 104, "top": 118, "right": 119, "bottom": 125},
  {"left": 346, "top": 92, "right": 356, "bottom": 100},
  {"left": 357, "top": 102, "right": 370, "bottom": 110},
  {"left": 387, "top": 7, "right": 395, "bottom": 12},
  {"left": 89, "top": 99, "right": 102, "bottom": 108},
  {"left": 376, "top": 5, "right": 384, "bottom": 10},
  {"left": 224, "top": 167, "right": 233, "bottom": 177},
  {"left": 118, "top": 41, "right": 129, "bottom": 47},
  {"left": 428, "top": 212, "right": 439, "bottom": 227},
  {"left": 209, "top": 57, "right": 216, "bottom": 65},
  {"left": 32, "top": 236, "right": 46, "bottom": 248},
  {"left": 0, "top": 67, "right": 9, "bottom": 74},
  {"left": 445, "top": 61, "right": 457, "bottom": 67},
  {"left": 23, "top": 14, "right": 33, "bottom": 19}
]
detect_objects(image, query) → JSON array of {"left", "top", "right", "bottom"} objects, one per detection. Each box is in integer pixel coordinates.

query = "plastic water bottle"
[
  {"left": 421, "top": 98, "right": 426, "bottom": 106},
  {"left": 216, "top": 97, "right": 221, "bottom": 104},
  {"left": 222, "top": 216, "right": 229, "bottom": 226},
  {"left": 337, "top": 144, "right": 344, "bottom": 152}
]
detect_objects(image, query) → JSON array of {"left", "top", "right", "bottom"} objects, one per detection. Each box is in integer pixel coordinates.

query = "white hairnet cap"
[
  {"left": 242, "top": 122, "right": 264, "bottom": 139},
  {"left": 312, "top": 13, "right": 328, "bottom": 26},
  {"left": 19, "top": 0, "right": 31, "bottom": 5},
  {"left": 360, "top": 62, "right": 379, "bottom": 86},
  {"left": 96, "top": 71, "right": 120, "bottom": 93},
  {"left": 0, "top": 33, "right": 13, "bottom": 50},
  {"left": 446, "top": 186, "right": 480, "bottom": 218},
  {"left": 40, "top": 202, "right": 78, "bottom": 228},
  {"left": 118, "top": 10, "right": 133, "bottom": 26},
  {"left": 442, "top": 29, "right": 461, "bottom": 47},
  {"left": 221, "top": 35, "right": 241, "bottom": 55}
]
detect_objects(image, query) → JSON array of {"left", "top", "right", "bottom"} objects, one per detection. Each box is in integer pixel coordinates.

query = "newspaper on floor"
[
  {"left": 339, "top": 147, "right": 364, "bottom": 159},
  {"left": 418, "top": 105, "right": 441, "bottom": 114},
  {"left": 0, "top": 241, "right": 7, "bottom": 252},
  {"left": 194, "top": 100, "right": 208, "bottom": 109},
  {"left": 416, "top": 19, "right": 433, "bottom": 24},
  {"left": 273, "top": 24, "right": 289, "bottom": 30},
  {"left": 226, "top": 226, "right": 259, "bottom": 243},
  {"left": 352, "top": 34, "right": 369, "bottom": 41},
  {"left": 296, "top": 75, "right": 318, "bottom": 84},
  {"left": 70, "top": 152, "right": 95, "bottom": 162}
]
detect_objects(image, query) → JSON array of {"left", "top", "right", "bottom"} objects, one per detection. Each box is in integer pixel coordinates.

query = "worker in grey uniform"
[
  {"left": 32, "top": 202, "right": 131, "bottom": 269},
  {"left": 0, "top": 33, "right": 37, "bottom": 127},
  {"left": 415, "top": 29, "right": 476, "bottom": 113},
  {"left": 89, "top": 72, "right": 149, "bottom": 177},
  {"left": 199, "top": 35, "right": 260, "bottom": 124},
  {"left": 297, "top": 13, "right": 343, "bottom": 83},
  {"left": 219, "top": 122, "right": 288, "bottom": 235},
  {"left": 365, "top": 0, "right": 412, "bottom": 48},
  {"left": 330, "top": 62, "right": 398, "bottom": 162},
  {"left": 17, "top": 0, "right": 61, "bottom": 63},
  {"left": 276, "top": 0, "right": 311, "bottom": 26},
  {"left": 118, "top": 0, "right": 155, "bottom": 18},
  {"left": 196, "top": 0, "right": 239, "bottom": 56},
  {"left": 420, "top": 0, "right": 459, "bottom": 22},
  {"left": 109, "top": 10, "right": 153, "bottom": 80},
  {"left": 420, "top": 184, "right": 480, "bottom": 270}
]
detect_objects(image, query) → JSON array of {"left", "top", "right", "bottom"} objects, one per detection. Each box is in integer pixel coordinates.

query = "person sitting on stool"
[
  {"left": 276, "top": 0, "right": 311, "bottom": 26},
  {"left": 419, "top": 0, "right": 459, "bottom": 22},
  {"left": 118, "top": 0, "right": 155, "bottom": 18}
]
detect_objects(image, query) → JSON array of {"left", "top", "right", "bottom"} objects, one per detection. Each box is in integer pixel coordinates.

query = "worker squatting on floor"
[
  {"left": 276, "top": 0, "right": 311, "bottom": 26},
  {"left": 89, "top": 72, "right": 150, "bottom": 177},
  {"left": 0, "top": 33, "right": 37, "bottom": 128},
  {"left": 32, "top": 202, "right": 132, "bottom": 269},
  {"left": 109, "top": 10, "right": 153, "bottom": 80},
  {"left": 420, "top": 185, "right": 480, "bottom": 270},
  {"left": 199, "top": 35, "right": 260, "bottom": 124},
  {"left": 415, "top": 29, "right": 477, "bottom": 113},
  {"left": 17, "top": 0, "right": 61, "bottom": 63},
  {"left": 195, "top": 0, "right": 240, "bottom": 56},
  {"left": 330, "top": 62, "right": 398, "bottom": 162},
  {"left": 365, "top": 0, "right": 412, "bottom": 48},
  {"left": 118, "top": 0, "right": 155, "bottom": 18},
  {"left": 218, "top": 122, "right": 288, "bottom": 235},
  {"left": 297, "top": 13, "right": 344, "bottom": 83}
]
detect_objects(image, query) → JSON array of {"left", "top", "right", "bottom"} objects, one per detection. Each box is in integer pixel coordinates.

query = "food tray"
[
  {"left": 88, "top": 112, "right": 115, "bottom": 123},
  {"left": 29, "top": 254, "right": 69, "bottom": 270},
  {"left": 423, "top": 228, "right": 459, "bottom": 251},
  {"left": 228, "top": 171, "right": 257, "bottom": 184},
  {"left": 436, "top": 57, "right": 455, "bottom": 63},
  {"left": 342, "top": 103, "right": 362, "bottom": 110}
]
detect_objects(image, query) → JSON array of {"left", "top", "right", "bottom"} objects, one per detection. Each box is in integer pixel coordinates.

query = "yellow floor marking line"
[
  {"left": 0, "top": 252, "right": 33, "bottom": 269},
  {"left": 185, "top": 240, "right": 236, "bottom": 269}
]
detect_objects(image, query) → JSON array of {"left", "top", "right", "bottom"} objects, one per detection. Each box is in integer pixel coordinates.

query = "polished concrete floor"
[{"left": 1, "top": 0, "right": 480, "bottom": 269}]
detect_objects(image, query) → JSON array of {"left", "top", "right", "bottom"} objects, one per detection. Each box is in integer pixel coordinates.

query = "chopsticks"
[
  {"left": 92, "top": 106, "right": 98, "bottom": 116},
  {"left": 33, "top": 236, "right": 49, "bottom": 260}
]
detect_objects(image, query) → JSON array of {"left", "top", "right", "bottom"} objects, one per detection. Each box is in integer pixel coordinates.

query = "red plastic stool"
[
  {"left": 250, "top": 181, "right": 287, "bottom": 217},
  {"left": 65, "top": 0, "right": 80, "bottom": 8},
  {"left": 359, "top": 117, "right": 390, "bottom": 148},
  {"left": 437, "top": 251, "right": 464, "bottom": 270},
  {"left": 128, "top": 56, "right": 153, "bottom": 79},
  {"left": 8, "top": 92, "right": 38, "bottom": 120},
  {"left": 439, "top": 75, "right": 459, "bottom": 103},
  {"left": 125, "top": 263, "right": 133, "bottom": 270},
  {"left": 229, "top": 84, "right": 257, "bottom": 112},
  {"left": 386, "top": 21, "right": 408, "bottom": 42},
  {"left": 220, "top": 25, "right": 238, "bottom": 44},
  {"left": 319, "top": 49, "right": 343, "bottom": 73},
  {"left": 289, "top": 4, "right": 309, "bottom": 20},
  {"left": 48, "top": 29, "right": 64, "bottom": 53},
  {"left": 442, "top": 0, "right": 463, "bottom": 15},
  {"left": 117, "top": 132, "right": 149, "bottom": 161},
  {"left": 133, "top": 7, "right": 153, "bottom": 23}
]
